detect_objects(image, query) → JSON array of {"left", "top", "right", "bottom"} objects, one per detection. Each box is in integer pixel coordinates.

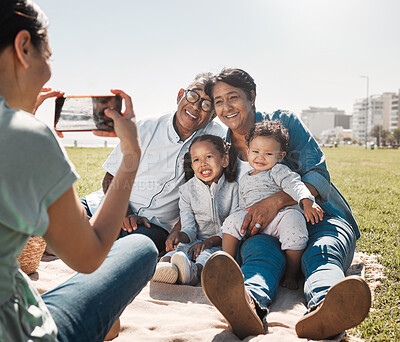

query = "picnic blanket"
[{"left": 30, "top": 253, "right": 369, "bottom": 342}]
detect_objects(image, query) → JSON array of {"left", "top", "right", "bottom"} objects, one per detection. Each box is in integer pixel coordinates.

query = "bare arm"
[
  {"left": 165, "top": 220, "right": 183, "bottom": 252},
  {"left": 304, "top": 182, "right": 319, "bottom": 198},
  {"left": 102, "top": 172, "right": 114, "bottom": 195},
  {"left": 103, "top": 171, "right": 135, "bottom": 220},
  {"left": 45, "top": 165, "right": 137, "bottom": 273},
  {"left": 44, "top": 89, "right": 141, "bottom": 273},
  {"left": 241, "top": 182, "right": 320, "bottom": 239},
  {"left": 170, "top": 220, "right": 182, "bottom": 235}
]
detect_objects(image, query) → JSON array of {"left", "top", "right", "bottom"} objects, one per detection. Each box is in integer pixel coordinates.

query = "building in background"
[
  {"left": 384, "top": 91, "right": 399, "bottom": 132},
  {"left": 300, "top": 107, "right": 350, "bottom": 140},
  {"left": 320, "top": 127, "right": 353, "bottom": 145},
  {"left": 352, "top": 90, "right": 400, "bottom": 143}
]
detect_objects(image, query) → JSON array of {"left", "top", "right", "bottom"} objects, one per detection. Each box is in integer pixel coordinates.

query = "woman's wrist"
[
  {"left": 267, "top": 191, "right": 295, "bottom": 212},
  {"left": 121, "top": 139, "right": 141, "bottom": 156},
  {"left": 119, "top": 150, "right": 141, "bottom": 174}
]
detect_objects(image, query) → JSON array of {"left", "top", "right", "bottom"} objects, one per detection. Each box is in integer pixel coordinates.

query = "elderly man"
[{"left": 82, "top": 73, "right": 225, "bottom": 253}]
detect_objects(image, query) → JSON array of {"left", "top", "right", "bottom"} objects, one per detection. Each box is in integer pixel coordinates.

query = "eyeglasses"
[{"left": 184, "top": 89, "right": 212, "bottom": 112}]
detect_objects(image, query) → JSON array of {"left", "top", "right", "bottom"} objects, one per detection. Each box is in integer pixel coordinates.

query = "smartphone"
[{"left": 54, "top": 95, "right": 122, "bottom": 131}]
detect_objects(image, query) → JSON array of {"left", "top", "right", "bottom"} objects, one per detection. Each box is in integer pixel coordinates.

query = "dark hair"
[
  {"left": 204, "top": 68, "right": 257, "bottom": 112},
  {"left": 183, "top": 134, "right": 238, "bottom": 182},
  {"left": 246, "top": 120, "right": 290, "bottom": 153},
  {"left": 0, "top": 0, "right": 48, "bottom": 53}
]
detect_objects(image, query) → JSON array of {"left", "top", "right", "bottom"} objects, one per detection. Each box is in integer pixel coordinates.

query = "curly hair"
[
  {"left": 183, "top": 134, "right": 238, "bottom": 182},
  {"left": 246, "top": 120, "right": 290, "bottom": 152}
]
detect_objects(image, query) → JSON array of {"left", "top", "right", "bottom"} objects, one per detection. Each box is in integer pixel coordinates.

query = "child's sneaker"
[
  {"left": 171, "top": 251, "right": 199, "bottom": 285},
  {"left": 151, "top": 262, "right": 178, "bottom": 284}
]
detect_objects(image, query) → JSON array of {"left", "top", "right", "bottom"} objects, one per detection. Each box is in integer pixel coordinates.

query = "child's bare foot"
[{"left": 281, "top": 275, "right": 298, "bottom": 290}]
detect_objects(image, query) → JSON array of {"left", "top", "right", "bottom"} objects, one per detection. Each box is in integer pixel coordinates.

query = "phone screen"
[{"left": 54, "top": 95, "right": 122, "bottom": 131}]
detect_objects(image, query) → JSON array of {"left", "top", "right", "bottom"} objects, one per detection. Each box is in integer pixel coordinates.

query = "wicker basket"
[{"left": 18, "top": 236, "right": 46, "bottom": 275}]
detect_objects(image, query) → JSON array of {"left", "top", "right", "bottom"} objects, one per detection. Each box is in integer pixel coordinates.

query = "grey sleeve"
[
  {"left": 271, "top": 164, "right": 314, "bottom": 204},
  {"left": 178, "top": 185, "right": 198, "bottom": 243}
]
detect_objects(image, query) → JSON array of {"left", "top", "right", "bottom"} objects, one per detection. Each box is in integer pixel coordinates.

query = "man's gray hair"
[{"left": 187, "top": 72, "right": 214, "bottom": 88}]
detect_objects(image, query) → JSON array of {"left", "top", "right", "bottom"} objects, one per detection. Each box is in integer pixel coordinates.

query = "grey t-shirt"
[{"left": 0, "top": 97, "right": 78, "bottom": 341}]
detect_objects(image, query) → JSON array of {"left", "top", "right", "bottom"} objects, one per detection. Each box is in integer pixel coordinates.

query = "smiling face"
[
  {"left": 247, "top": 135, "right": 286, "bottom": 174},
  {"left": 175, "top": 82, "right": 214, "bottom": 141},
  {"left": 190, "top": 140, "right": 229, "bottom": 186},
  {"left": 212, "top": 82, "right": 255, "bottom": 134}
]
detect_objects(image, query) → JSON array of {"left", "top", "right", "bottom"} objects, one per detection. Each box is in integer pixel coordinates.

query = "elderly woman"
[
  {"left": 0, "top": 1, "right": 157, "bottom": 341},
  {"left": 201, "top": 68, "right": 371, "bottom": 340}
]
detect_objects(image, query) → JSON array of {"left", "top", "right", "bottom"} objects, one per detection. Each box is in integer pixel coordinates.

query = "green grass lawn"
[
  {"left": 66, "top": 145, "right": 400, "bottom": 341},
  {"left": 322, "top": 146, "right": 400, "bottom": 341},
  {"left": 66, "top": 147, "right": 112, "bottom": 197}
]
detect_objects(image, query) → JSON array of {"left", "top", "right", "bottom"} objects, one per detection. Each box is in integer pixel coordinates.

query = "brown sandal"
[
  {"left": 295, "top": 276, "right": 371, "bottom": 340},
  {"left": 201, "top": 251, "right": 264, "bottom": 339}
]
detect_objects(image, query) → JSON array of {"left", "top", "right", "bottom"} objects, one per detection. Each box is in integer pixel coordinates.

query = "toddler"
[
  {"left": 221, "top": 120, "right": 323, "bottom": 289},
  {"left": 152, "top": 134, "right": 239, "bottom": 285}
]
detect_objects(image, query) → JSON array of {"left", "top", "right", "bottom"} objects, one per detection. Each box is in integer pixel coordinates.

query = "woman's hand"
[
  {"left": 240, "top": 191, "right": 295, "bottom": 239},
  {"left": 33, "top": 87, "right": 64, "bottom": 115},
  {"left": 240, "top": 197, "right": 279, "bottom": 239},
  {"left": 34, "top": 87, "right": 65, "bottom": 137},
  {"left": 93, "top": 89, "right": 141, "bottom": 156},
  {"left": 121, "top": 214, "right": 151, "bottom": 233}
]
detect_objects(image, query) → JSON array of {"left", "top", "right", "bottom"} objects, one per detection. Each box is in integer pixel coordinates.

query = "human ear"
[
  {"left": 13, "top": 30, "right": 32, "bottom": 69},
  {"left": 177, "top": 88, "right": 184, "bottom": 104},
  {"left": 278, "top": 151, "right": 287, "bottom": 162},
  {"left": 222, "top": 155, "right": 229, "bottom": 168}
]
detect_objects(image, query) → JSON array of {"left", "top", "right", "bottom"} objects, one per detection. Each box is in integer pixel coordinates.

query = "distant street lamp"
[{"left": 360, "top": 76, "right": 369, "bottom": 149}]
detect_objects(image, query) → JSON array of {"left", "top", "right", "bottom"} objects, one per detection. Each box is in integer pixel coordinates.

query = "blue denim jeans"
[
  {"left": 117, "top": 225, "right": 168, "bottom": 254},
  {"left": 239, "top": 215, "right": 356, "bottom": 313},
  {"left": 81, "top": 198, "right": 169, "bottom": 254},
  {"left": 302, "top": 216, "right": 356, "bottom": 311},
  {"left": 42, "top": 234, "right": 158, "bottom": 342}
]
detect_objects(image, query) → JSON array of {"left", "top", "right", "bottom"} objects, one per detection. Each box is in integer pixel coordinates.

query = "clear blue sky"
[{"left": 35, "top": 0, "right": 400, "bottom": 132}]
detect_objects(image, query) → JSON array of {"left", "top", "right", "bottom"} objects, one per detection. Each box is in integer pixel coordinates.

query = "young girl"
[
  {"left": 221, "top": 120, "right": 324, "bottom": 289},
  {"left": 152, "top": 134, "right": 239, "bottom": 285}
]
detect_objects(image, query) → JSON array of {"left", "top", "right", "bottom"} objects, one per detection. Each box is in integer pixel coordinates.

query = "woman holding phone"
[{"left": 0, "top": 1, "right": 157, "bottom": 341}]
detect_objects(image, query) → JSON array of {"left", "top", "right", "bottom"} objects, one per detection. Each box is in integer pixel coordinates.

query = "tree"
[
  {"left": 343, "top": 137, "right": 352, "bottom": 142},
  {"left": 380, "top": 130, "right": 392, "bottom": 146},
  {"left": 393, "top": 129, "right": 400, "bottom": 146},
  {"left": 370, "top": 125, "right": 383, "bottom": 147}
]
